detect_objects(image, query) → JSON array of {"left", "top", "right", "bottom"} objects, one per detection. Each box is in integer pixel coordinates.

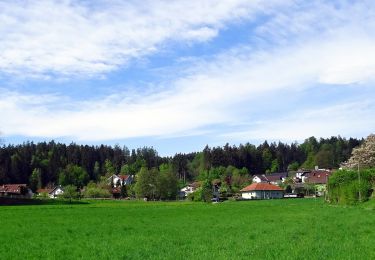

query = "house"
[
  {"left": 240, "top": 183, "right": 284, "bottom": 200},
  {"left": 252, "top": 172, "right": 288, "bottom": 185},
  {"left": 36, "top": 188, "right": 53, "bottom": 197},
  {"left": 252, "top": 175, "right": 269, "bottom": 183},
  {"left": 295, "top": 170, "right": 311, "bottom": 179},
  {"left": 304, "top": 170, "right": 331, "bottom": 184},
  {"left": 295, "top": 170, "right": 311, "bottom": 183},
  {"left": 108, "top": 174, "right": 134, "bottom": 187},
  {"left": 304, "top": 170, "right": 332, "bottom": 196},
  {"left": 0, "top": 184, "right": 33, "bottom": 199},
  {"left": 37, "top": 186, "right": 64, "bottom": 198},
  {"left": 179, "top": 185, "right": 194, "bottom": 198},
  {"left": 179, "top": 182, "right": 201, "bottom": 198},
  {"left": 265, "top": 172, "right": 288, "bottom": 185},
  {"left": 292, "top": 169, "right": 332, "bottom": 196}
]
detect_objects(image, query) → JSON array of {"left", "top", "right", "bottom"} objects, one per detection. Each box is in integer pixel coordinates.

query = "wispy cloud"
[
  {"left": 223, "top": 101, "right": 375, "bottom": 142},
  {"left": 0, "top": 0, "right": 285, "bottom": 77},
  {"left": 0, "top": 0, "right": 374, "bottom": 146}
]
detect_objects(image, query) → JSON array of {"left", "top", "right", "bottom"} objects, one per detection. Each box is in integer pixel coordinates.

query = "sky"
[{"left": 0, "top": 0, "right": 374, "bottom": 156}]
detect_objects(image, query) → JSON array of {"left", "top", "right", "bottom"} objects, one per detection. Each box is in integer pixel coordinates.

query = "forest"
[{"left": 0, "top": 136, "right": 362, "bottom": 192}]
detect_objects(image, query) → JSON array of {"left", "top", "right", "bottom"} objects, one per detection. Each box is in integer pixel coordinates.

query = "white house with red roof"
[
  {"left": 37, "top": 185, "right": 64, "bottom": 198},
  {"left": 179, "top": 183, "right": 196, "bottom": 197},
  {"left": 108, "top": 174, "right": 134, "bottom": 187},
  {"left": 0, "top": 184, "right": 33, "bottom": 198},
  {"left": 240, "top": 183, "right": 284, "bottom": 200}
]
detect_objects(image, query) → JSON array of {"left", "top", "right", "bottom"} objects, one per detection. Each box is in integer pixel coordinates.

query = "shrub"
[
  {"left": 328, "top": 169, "right": 374, "bottom": 204},
  {"left": 191, "top": 188, "right": 203, "bottom": 202},
  {"left": 37, "top": 192, "right": 49, "bottom": 199},
  {"left": 84, "top": 186, "right": 111, "bottom": 198}
]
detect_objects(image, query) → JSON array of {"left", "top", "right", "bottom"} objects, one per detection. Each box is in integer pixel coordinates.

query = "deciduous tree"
[
  {"left": 157, "top": 163, "right": 178, "bottom": 200},
  {"left": 62, "top": 185, "right": 78, "bottom": 203},
  {"left": 29, "top": 168, "right": 42, "bottom": 192},
  {"left": 59, "top": 164, "right": 89, "bottom": 188},
  {"left": 344, "top": 134, "right": 375, "bottom": 169}
]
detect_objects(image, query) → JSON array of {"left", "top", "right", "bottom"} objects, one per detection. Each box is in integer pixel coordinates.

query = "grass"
[
  {"left": 0, "top": 197, "right": 88, "bottom": 206},
  {"left": 362, "top": 197, "right": 375, "bottom": 210},
  {"left": 0, "top": 198, "right": 374, "bottom": 259}
]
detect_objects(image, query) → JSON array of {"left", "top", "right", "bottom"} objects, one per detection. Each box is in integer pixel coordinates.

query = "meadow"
[{"left": 0, "top": 199, "right": 374, "bottom": 259}]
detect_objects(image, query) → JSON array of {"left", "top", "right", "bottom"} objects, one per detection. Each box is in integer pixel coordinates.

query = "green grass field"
[{"left": 0, "top": 199, "right": 374, "bottom": 259}]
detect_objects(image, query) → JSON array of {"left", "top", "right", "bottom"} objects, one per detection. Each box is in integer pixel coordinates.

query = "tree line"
[{"left": 0, "top": 136, "right": 362, "bottom": 191}]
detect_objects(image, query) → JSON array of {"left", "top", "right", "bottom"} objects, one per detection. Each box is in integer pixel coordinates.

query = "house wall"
[
  {"left": 50, "top": 188, "right": 64, "bottom": 198},
  {"left": 111, "top": 175, "right": 133, "bottom": 187},
  {"left": 242, "top": 191, "right": 255, "bottom": 199},
  {"left": 252, "top": 176, "right": 262, "bottom": 183},
  {"left": 113, "top": 176, "right": 121, "bottom": 187},
  {"left": 180, "top": 186, "right": 194, "bottom": 193},
  {"left": 179, "top": 186, "right": 195, "bottom": 198},
  {"left": 242, "top": 190, "right": 283, "bottom": 200}
]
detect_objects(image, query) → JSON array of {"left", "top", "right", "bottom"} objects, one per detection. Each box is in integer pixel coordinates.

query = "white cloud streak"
[
  {"left": 0, "top": 0, "right": 283, "bottom": 77},
  {"left": 223, "top": 101, "right": 375, "bottom": 142},
  {"left": 0, "top": 0, "right": 375, "bottom": 143}
]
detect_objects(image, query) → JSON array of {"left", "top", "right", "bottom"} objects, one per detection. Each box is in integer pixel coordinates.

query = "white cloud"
[
  {"left": 1, "top": 0, "right": 375, "bottom": 142},
  {"left": 1, "top": 29, "right": 374, "bottom": 141},
  {"left": 224, "top": 101, "right": 375, "bottom": 142},
  {"left": 0, "top": 0, "right": 285, "bottom": 77}
]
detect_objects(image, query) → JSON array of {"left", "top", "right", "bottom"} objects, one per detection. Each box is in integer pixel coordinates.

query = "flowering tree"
[{"left": 343, "top": 134, "right": 375, "bottom": 169}]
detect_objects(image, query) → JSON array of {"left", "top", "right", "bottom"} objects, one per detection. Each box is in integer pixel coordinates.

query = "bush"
[
  {"left": 83, "top": 181, "right": 111, "bottom": 198},
  {"left": 188, "top": 188, "right": 203, "bottom": 202},
  {"left": 37, "top": 192, "right": 50, "bottom": 199},
  {"left": 83, "top": 187, "right": 111, "bottom": 198},
  {"left": 328, "top": 169, "right": 374, "bottom": 204}
]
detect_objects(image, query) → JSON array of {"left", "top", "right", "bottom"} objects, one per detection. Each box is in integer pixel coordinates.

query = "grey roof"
[{"left": 263, "top": 172, "right": 288, "bottom": 182}]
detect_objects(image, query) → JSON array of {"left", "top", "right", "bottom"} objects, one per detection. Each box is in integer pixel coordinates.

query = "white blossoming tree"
[{"left": 343, "top": 134, "right": 375, "bottom": 169}]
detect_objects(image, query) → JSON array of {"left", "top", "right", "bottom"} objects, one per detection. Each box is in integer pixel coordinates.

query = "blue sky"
[{"left": 0, "top": 0, "right": 374, "bottom": 156}]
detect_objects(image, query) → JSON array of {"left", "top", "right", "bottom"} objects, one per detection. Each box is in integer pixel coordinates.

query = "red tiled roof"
[
  {"left": 305, "top": 170, "right": 331, "bottom": 184},
  {"left": 118, "top": 175, "right": 130, "bottom": 180},
  {"left": 0, "top": 184, "right": 27, "bottom": 194},
  {"left": 37, "top": 188, "right": 53, "bottom": 194},
  {"left": 240, "top": 182, "right": 283, "bottom": 192}
]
